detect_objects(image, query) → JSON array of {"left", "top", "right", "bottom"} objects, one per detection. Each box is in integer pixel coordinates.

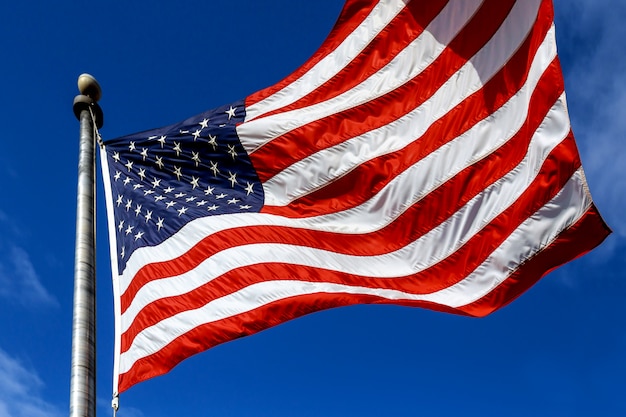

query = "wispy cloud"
[
  {"left": 0, "top": 209, "right": 22, "bottom": 239},
  {"left": 556, "top": 0, "right": 626, "bottom": 238},
  {"left": 0, "top": 210, "right": 58, "bottom": 308},
  {"left": 0, "top": 348, "right": 62, "bottom": 417},
  {"left": 0, "top": 245, "right": 58, "bottom": 308},
  {"left": 97, "top": 397, "right": 145, "bottom": 417}
]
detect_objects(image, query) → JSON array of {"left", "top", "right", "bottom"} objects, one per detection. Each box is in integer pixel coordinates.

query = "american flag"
[{"left": 102, "top": 0, "right": 610, "bottom": 394}]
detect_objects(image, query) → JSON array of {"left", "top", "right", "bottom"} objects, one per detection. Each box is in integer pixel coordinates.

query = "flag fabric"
[{"left": 101, "top": 0, "right": 611, "bottom": 394}]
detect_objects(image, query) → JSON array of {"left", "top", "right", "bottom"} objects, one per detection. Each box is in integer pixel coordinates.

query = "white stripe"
[
  {"left": 121, "top": 94, "right": 569, "bottom": 331},
  {"left": 432, "top": 168, "right": 592, "bottom": 308},
  {"left": 238, "top": 0, "right": 484, "bottom": 153},
  {"left": 245, "top": 0, "right": 409, "bottom": 122},
  {"left": 99, "top": 147, "right": 124, "bottom": 394},
  {"left": 262, "top": 23, "right": 556, "bottom": 207},
  {"left": 118, "top": 168, "right": 592, "bottom": 374}
]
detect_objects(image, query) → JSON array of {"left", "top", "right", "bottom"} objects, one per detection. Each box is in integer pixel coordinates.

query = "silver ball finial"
[
  {"left": 74, "top": 73, "right": 104, "bottom": 128},
  {"left": 77, "top": 73, "right": 102, "bottom": 102}
]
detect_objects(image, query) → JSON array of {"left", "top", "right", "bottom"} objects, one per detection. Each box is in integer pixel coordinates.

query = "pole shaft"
[{"left": 69, "top": 108, "right": 97, "bottom": 417}]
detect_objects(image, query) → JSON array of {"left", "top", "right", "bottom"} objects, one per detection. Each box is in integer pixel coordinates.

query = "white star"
[
  {"left": 120, "top": 246, "right": 125, "bottom": 258},
  {"left": 245, "top": 182, "right": 254, "bottom": 195},
  {"left": 166, "top": 201, "right": 177, "bottom": 209},
  {"left": 227, "top": 198, "right": 240, "bottom": 205},
  {"left": 134, "top": 231, "right": 144, "bottom": 241},
  {"left": 175, "top": 192, "right": 187, "bottom": 199},
  {"left": 216, "top": 193, "right": 227, "bottom": 199},
  {"left": 125, "top": 225, "right": 134, "bottom": 235},
  {"left": 123, "top": 177, "right": 132, "bottom": 186},
  {"left": 196, "top": 200, "right": 207, "bottom": 206},
  {"left": 157, "top": 136, "right": 167, "bottom": 148},
  {"left": 134, "top": 204, "right": 142, "bottom": 216},
  {"left": 133, "top": 183, "right": 143, "bottom": 190},
  {"left": 186, "top": 196, "right": 197, "bottom": 202},
  {"left": 156, "top": 217, "right": 164, "bottom": 231},
  {"left": 204, "top": 185, "right": 215, "bottom": 195},
  {"left": 145, "top": 210, "right": 153, "bottom": 223},
  {"left": 155, "top": 156, "right": 164, "bottom": 169},
  {"left": 114, "top": 171, "right": 122, "bottom": 181},
  {"left": 190, "top": 176, "right": 200, "bottom": 189},
  {"left": 163, "top": 186, "right": 174, "bottom": 194},
  {"left": 226, "top": 106, "right": 237, "bottom": 120},
  {"left": 154, "top": 195, "right": 166, "bottom": 202},
  {"left": 129, "top": 141, "right": 136, "bottom": 151},
  {"left": 207, "top": 204, "right": 219, "bottom": 211},
  {"left": 177, "top": 206, "right": 188, "bottom": 216},
  {"left": 112, "top": 152, "right": 121, "bottom": 162},
  {"left": 138, "top": 168, "right": 146, "bottom": 181},
  {"left": 173, "top": 141, "right": 182, "bottom": 156},
  {"left": 143, "top": 189, "right": 155, "bottom": 196},
  {"left": 209, "top": 161, "right": 219, "bottom": 177},
  {"left": 180, "top": 129, "right": 189, "bottom": 135},
  {"left": 199, "top": 118, "right": 209, "bottom": 129},
  {"left": 140, "top": 148, "right": 148, "bottom": 161},
  {"left": 125, "top": 199, "right": 133, "bottom": 211},
  {"left": 207, "top": 134, "right": 217, "bottom": 150},
  {"left": 151, "top": 177, "right": 161, "bottom": 188},
  {"left": 240, "top": 205, "right": 252, "bottom": 210},
  {"left": 228, "top": 171, "right": 237, "bottom": 187},
  {"left": 173, "top": 166, "right": 183, "bottom": 181},
  {"left": 125, "top": 160, "right": 133, "bottom": 172},
  {"left": 227, "top": 144, "right": 237, "bottom": 160},
  {"left": 116, "top": 195, "right": 123, "bottom": 206},
  {"left": 117, "top": 220, "right": 124, "bottom": 231},
  {"left": 192, "top": 129, "right": 201, "bottom": 141},
  {"left": 191, "top": 151, "right": 201, "bottom": 167}
]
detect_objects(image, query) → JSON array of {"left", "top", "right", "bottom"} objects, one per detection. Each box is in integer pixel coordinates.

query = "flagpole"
[{"left": 70, "top": 74, "right": 103, "bottom": 417}]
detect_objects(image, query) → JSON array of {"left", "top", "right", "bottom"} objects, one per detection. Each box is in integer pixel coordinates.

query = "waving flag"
[{"left": 101, "top": 0, "right": 610, "bottom": 394}]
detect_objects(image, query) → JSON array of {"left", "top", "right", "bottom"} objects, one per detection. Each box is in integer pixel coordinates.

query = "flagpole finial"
[
  {"left": 77, "top": 73, "right": 102, "bottom": 102},
  {"left": 74, "top": 73, "right": 103, "bottom": 128}
]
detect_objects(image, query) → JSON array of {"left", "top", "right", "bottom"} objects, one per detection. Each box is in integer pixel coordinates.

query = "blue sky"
[{"left": 0, "top": 1, "right": 624, "bottom": 416}]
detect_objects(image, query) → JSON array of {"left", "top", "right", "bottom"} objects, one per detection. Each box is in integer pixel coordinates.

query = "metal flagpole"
[{"left": 70, "top": 74, "right": 103, "bottom": 417}]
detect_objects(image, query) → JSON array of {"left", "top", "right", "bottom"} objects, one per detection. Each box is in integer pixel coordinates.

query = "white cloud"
[
  {"left": 0, "top": 210, "right": 20, "bottom": 237},
  {"left": 0, "top": 348, "right": 62, "bottom": 417},
  {"left": 121, "top": 407, "right": 147, "bottom": 417},
  {"left": 555, "top": 0, "right": 626, "bottom": 238},
  {"left": 0, "top": 207, "right": 57, "bottom": 308},
  {"left": 97, "top": 397, "right": 145, "bottom": 417},
  {"left": 0, "top": 245, "right": 58, "bottom": 308}
]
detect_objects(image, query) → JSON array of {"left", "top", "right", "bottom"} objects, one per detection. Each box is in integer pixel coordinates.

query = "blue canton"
[{"left": 104, "top": 100, "right": 263, "bottom": 273}]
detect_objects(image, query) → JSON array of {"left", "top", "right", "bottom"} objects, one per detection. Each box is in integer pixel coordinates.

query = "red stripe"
[
  {"left": 119, "top": 288, "right": 483, "bottom": 393},
  {"left": 120, "top": 56, "right": 564, "bottom": 314},
  {"left": 254, "top": 0, "right": 449, "bottom": 119},
  {"left": 121, "top": 134, "right": 582, "bottom": 353},
  {"left": 119, "top": 292, "right": 404, "bottom": 393},
  {"left": 459, "top": 204, "right": 611, "bottom": 317},
  {"left": 249, "top": 0, "right": 519, "bottom": 182},
  {"left": 245, "top": 0, "right": 376, "bottom": 107}
]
